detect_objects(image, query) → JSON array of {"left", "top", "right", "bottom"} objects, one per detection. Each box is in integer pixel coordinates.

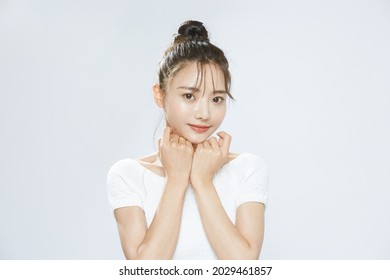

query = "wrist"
[
  {"left": 166, "top": 173, "right": 190, "bottom": 186},
  {"left": 190, "top": 176, "right": 213, "bottom": 189}
]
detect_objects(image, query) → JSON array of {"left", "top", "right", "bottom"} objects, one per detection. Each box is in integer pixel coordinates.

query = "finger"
[
  {"left": 171, "top": 134, "right": 179, "bottom": 143},
  {"left": 202, "top": 140, "right": 211, "bottom": 149},
  {"left": 162, "top": 127, "right": 172, "bottom": 145},
  {"left": 217, "top": 131, "right": 232, "bottom": 154},
  {"left": 208, "top": 137, "right": 219, "bottom": 150},
  {"left": 179, "top": 137, "right": 186, "bottom": 145},
  {"left": 195, "top": 142, "right": 203, "bottom": 151},
  {"left": 171, "top": 127, "right": 180, "bottom": 136},
  {"left": 169, "top": 127, "right": 181, "bottom": 141},
  {"left": 157, "top": 138, "right": 162, "bottom": 159},
  {"left": 185, "top": 140, "right": 194, "bottom": 148},
  {"left": 217, "top": 132, "right": 224, "bottom": 147}
]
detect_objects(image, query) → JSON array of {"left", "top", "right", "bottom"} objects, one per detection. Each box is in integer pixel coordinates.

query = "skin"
[{"left": 113, "top": 62, "right": 265, "bottom": 259}]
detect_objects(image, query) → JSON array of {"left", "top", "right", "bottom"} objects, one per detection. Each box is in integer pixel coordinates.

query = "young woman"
[{"left": 107, "top": 20, "right": 269, "bottom": 260}]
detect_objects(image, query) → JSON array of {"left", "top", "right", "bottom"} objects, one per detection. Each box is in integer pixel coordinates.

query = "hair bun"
[{"left": 175, "top": 20, "right": 209, "bottom": 43}]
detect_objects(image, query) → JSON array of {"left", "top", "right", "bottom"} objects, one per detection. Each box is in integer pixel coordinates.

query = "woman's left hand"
[{"left": 190, "top": 131, "right": 231, "bottom": 188}]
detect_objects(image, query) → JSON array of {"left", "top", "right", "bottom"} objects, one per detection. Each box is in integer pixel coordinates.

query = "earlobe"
[{"left": 153, "top": 83, "right": 165, "bottom": 108}]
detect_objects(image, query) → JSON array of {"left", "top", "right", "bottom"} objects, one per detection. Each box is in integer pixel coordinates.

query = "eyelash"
[
  {"left": 183, "top": 94, "right": 225, "bottom": 104},
  {"left": 183, "top": 94, "right": 194, "bottom": 100},
  {"left": 213, "top": 96, "right": 225, "bottom": 103}
]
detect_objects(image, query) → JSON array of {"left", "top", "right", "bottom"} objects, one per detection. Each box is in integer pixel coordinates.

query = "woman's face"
[{"left": 161, "top": 62, "right": 227, "bottom": 144}]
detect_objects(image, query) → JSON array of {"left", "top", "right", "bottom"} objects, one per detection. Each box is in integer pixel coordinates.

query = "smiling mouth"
[{"left": 188, "top": 124, "right": 211, "bottom": 133}]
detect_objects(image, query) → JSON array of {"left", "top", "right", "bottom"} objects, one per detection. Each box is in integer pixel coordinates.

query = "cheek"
[
  {"left": 214, "top": 107, "right": 226, "bottom": 123},
  {"left": 165, "top": 100, "right": 190, "bottom": 122}
]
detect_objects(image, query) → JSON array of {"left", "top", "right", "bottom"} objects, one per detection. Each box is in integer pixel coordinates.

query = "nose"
[{"left": 194, "top": 97, "right": 210, "bottom": 120}]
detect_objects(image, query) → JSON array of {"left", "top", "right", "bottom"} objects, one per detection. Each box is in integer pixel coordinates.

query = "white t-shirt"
[{"left": 106, "top": 152, "right": 269, "bottom": 259}]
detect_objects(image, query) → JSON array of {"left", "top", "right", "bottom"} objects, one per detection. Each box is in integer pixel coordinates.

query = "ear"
[{"left": 153, "top": 83, "right": 165, "bottom": 108}]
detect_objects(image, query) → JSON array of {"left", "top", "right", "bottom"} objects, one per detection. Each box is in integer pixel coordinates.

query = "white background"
[{"left": 0, "top": 0, "right": 389, "bottom": 259}]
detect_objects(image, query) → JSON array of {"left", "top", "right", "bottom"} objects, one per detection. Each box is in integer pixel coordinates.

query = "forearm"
[
  {"left": 135, "top": 179, "right": 187, "bottom": 259},
  {"left": 193, "top": 182, "right": 259, "bottom": 260}
]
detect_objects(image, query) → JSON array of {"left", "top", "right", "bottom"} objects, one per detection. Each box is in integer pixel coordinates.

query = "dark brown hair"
[{"left": 157, "top": 20, "right": 234, "bottom": 100}]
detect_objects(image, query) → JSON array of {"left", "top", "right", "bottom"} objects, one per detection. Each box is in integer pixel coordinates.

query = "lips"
[{"left": 188, "top": 124, "right": 211, "bottom": 133}]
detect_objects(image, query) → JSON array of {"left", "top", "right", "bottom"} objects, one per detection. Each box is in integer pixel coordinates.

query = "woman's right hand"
[{"left": 158, "top": 127, "right": 194, "bottom": 184}]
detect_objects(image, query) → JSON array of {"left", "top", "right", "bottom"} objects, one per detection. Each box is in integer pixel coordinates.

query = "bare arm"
[
  {"left": 114, "top": 178, "right": 187, "bottom": 260},
  {"left": 190, "top": 132, "right": 265, "bottom": 259},
  {"left": 114, "top": 127, "right": 193, "bottom": 259},
  {"left": 193, "top": 182, "right": 265, "bottom": 259}
]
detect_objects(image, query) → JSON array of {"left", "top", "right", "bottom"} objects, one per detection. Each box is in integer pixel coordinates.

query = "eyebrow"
[{"left": 177, "top": 86, "right": 227, "bottom": 95}]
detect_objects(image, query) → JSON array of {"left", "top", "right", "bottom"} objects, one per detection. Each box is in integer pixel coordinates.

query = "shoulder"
[
  {"left": 106, "top": 158, "right": 147, "bottom": 212},
  {"left": 107, "top": 157, "right": 144, "bottom": 179},
  {"left": 134, "top": 153, "right": 166, "bottom": 177},
  {"left": 216, "top": 152, "right": 266, "bottom": 175},
  {"left": 107, "top": 152, "right": 165, "bottom": 179},
  {"left": 106, "top": 157, "right": 146, "bottom": 196},
  {"left": 224, "top": 152, "right": 268, "bottom": 178},
  {"left": 230, "top": 153, "right": 267, "bottom": 169},
  {"left": 231, "top": 153, "right": 269, "bottom": 208}
]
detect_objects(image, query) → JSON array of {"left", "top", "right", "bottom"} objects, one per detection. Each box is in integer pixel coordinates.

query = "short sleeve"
[
  {"left": 106, "top": 159, "right": 145, "bottom": 213},
  {"left": 235, "top": 154, "right": 269, "bottom": 209}
]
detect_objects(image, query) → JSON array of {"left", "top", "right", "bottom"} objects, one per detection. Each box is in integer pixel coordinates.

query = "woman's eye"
[
  {"left": 213, "top": 96, "right": 225, "bottom": 103},
  {"left": 183, "top": 94, "right": 194, "bottom": 100}
]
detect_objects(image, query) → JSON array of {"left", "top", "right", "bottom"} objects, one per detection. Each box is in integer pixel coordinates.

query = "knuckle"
[{"left": 185, "top": 145, "right": 193, "bottom": 152}]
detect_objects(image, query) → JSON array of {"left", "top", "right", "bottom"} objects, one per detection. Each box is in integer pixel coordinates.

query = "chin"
[
  {"left": 188, "top": 138, "right": 206, "bottom": 145},
  {"left": 172, "top": 125, "right": 217, "bottom": 143},
  {"left": 184, "top": 133, "right": 213, "bottom": 144}
]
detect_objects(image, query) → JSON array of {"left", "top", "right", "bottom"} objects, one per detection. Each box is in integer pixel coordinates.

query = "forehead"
[{"left": 168, "top": 62, "right": 226, "bottom": 90}]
